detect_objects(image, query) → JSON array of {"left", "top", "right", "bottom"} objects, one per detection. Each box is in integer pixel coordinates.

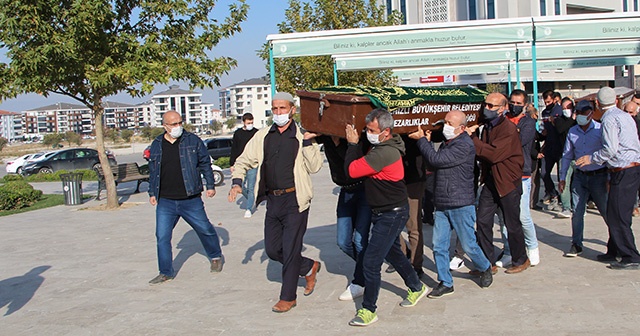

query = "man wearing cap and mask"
[
  {"left": 560, "top": 100, "right": 610, "bottom": 258},
  {"left": 466, "top": 92, "right": 529, "bottom": 274},
  {"left": 147, "top": 110, "right": 223, "bottom": 285},
  {"left": 576, "top": 87, "right": 640, "bottom": 270},
  {"left": 553, "top": 97, "right": 578, "bottom": 218},
  {"left": 229, "top": 92, "right": 324, "bottom": 312}
]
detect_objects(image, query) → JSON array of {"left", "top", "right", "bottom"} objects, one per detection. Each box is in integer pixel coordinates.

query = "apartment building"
[
  {"left": 218, "top": 77, "right": 272, "bottom": 129},
  {"left": 0, "top": 110, "right": 22, "bottom": 142}
]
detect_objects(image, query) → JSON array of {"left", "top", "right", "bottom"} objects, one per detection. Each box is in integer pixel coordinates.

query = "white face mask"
[
  {"left": 562, "top": 109, "right": 572, "bottom": 118},
  {"left": 367, "top": 131, "right": 383, "bottom": 145},
  {"left": 169, "top": 125, "right": 183, "bottom": 138},
  {"left": 442, "top": 124, "right": 459, "bottom": 140},
  {"left": 245, "top": 124, "right": 254, "bottom": 131},
  {"left": 272, "top": 113, "right": 290, "bottom": 127}
]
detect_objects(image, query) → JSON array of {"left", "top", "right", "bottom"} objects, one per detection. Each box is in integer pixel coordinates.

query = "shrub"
[
  {"left": 0, "top": 180, "right": 43, "bottom": 210},
  {"left": 23, "top": 169, "right": 98, "bottom": 183},
  {"left": 3, "top": 174, "right": 25, "bottom": 182},
  {"left": 214, "top": 157, "right": 230, "bottom": 169}
]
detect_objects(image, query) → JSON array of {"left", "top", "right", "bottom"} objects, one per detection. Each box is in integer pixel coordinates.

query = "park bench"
[{"left": 96, "top": 162, "right": 149, "bottom": 200}]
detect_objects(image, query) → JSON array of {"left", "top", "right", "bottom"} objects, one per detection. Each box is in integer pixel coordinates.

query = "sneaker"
[
  {"left": 449, "top": 256, "right": 465, "bottom": 270},
  {"left": 596, "top": 253, "right": 618, "bottom": 262},
  {"left": 564, "top": 244, "right": 583, "bottom": 257},
  {"left": 210, "top": 257, "right": 224, "bottom": 273},
  {"left": 385, "top": 264, "right": 396, "bottom": 273},
  {"left": 349, "top": 308, "right": 378, "bottom": 327},
  {"left": 149, "top": 274, "right": 174, "bottom": 285},
  {"left": 555, "top": 209, "right": 571, "bottom": 218},
  {"left": 399, "top": 284, "right": 427, "bottom": 307},
  {"left": 495, "top": 254, "right": 512, "bottom": 268},
  {"left": 427, "top": 282, "right": 454, "bottom": 299},
  {"left": 586, "top": 201, "right": 596, "bottom": 209},
  {"left": 244, "top": 209, "right": 252, "bottom": 218},
  {"left": 528, "top": 247, "right": 540, "bottom": 266},
  {"left": 339, "top": 283, "right": 365, "bottom": 301},
  {"left": 542, "top": 194, "right": 556, "bottom": 205},
  {"left": 479, "top": 267, "right": 493, "bottom": 288}
]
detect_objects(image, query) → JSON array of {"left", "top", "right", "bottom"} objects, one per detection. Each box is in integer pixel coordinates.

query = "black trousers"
[
  {"left": 264, "top": 192, "right": 314, "bottom": 301},
  {"left": 542, "top": 156, "right": 560, "bottom": 197},
  {"left": 607, "top": 166, "right": 640, "bottom": 263},
  {"left": 476, "top": 177, "right": 528, "bottom": 266}
]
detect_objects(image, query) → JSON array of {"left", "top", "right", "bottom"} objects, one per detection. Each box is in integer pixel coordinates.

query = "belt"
[
  {"left": 341, "top": 181, "right": 363, "bottom": 191},
  {"left": 609, "top": 162, "right": 640, "bottom": 173},
  {"left": 268, "top": 187, "right": 296, "bottom": 196},
  {"left": 372, "top": 206, "right": 404, "bottom": 215},
  {"left": 576, "top": 167, "right": 608, "bottom": 176}
]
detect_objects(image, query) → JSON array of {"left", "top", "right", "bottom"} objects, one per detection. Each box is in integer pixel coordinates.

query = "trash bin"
[{"left": 60, "top": 172, "right": 83, "bottom": 205}]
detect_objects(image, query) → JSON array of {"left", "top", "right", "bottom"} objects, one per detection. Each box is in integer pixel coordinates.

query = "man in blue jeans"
[
  {"left": 561, "top": 100, "right": 609, "bottom": 257},
  {"left": 409, "top": 110, "right": 493, "bottom": 298},
  {"left": 230, "top": 113, "right": 259, "bottom": 218},
  {"left": 147, "top": 110, "right": 223, "bottom": 285},
  {"left": 345, "top": 108, "right": 426, "bottom": 327}
]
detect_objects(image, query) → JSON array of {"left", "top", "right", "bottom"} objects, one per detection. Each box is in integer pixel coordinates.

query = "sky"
[{"left": 0, "top": 0, "right": 289, "bottom": 112}]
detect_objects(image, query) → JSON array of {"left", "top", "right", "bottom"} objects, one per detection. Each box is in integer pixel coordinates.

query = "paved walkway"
[{"left": 2, "top": 163, "right": 640, "bottom": 335}]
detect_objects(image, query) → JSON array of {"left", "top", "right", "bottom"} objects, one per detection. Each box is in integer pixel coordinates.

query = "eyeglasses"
[
  {"left": 484, "top": 102, "right": 503, "bottom": 109},
  {"left": 165, "top": 121, "right": 183, "bottom": 127}
]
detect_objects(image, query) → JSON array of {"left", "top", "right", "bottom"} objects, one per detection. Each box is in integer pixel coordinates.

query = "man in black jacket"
[
  {"left": 230, "top": 113, "right": 259, "bottom": 218},
  {"left": 554, "top": 98, "right": 577, "bottom": 218}
]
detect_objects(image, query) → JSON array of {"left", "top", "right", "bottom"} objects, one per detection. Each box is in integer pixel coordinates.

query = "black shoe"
[
  {"left": 427, "top": 282, "right": 454, "bottom": 299},
  {"left": 414, "top": 267, "right": 425, "bottom": 278},
  {"left": 596, "top": 253, "right": 618, "bottom": 262},
  {"left": 385, "top": 264, "right": 396, "bottom": 273},
  {"left": 479, "top": 267, "right": 493, "bottom": 288},
  {"left": 564, "top": 244, "right": 583, "bottom": 257},
  {"left": 149, "top": 274, "right": 174, "bottom": 285},
  {"left": 607, "top": 261, "right": 640, "bottom": 270}
]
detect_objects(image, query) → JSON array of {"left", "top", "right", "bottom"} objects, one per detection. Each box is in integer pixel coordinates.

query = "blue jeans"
[
  {"left": 502, "top": 177, "right": 539, "bottom": 255},
  {"left": 433, "top": 205, "right": 490, "bottom": 287},
  {"left": 156, "top": 196, "right": 222, "bottom": 276},
  {"left": 571, "top": 170, "right": 608, "bottom": 247},
  {"left": 362, "top": 204, "right": 421, "bottom": 313},
  {"left": 242, "top": 168, "right": 257, "bottom": 211},
  {"left": 336, "top": 187, "right": 371, "bottom": 286}
]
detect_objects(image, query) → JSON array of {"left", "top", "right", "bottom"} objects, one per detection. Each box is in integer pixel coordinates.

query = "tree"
[
  {"left": 104, "top": 128, "right": 120, "bottom": 144},
  {"left": 0, "top": 0, "right": 248, "bottom": 209},
  {"left": 225, "top": 117, "right": 238, "bottom": 132},
  {"left": 0, "top": 137, "right": 7, "bottom": 152},
  {"left": 42, "top": 134, "right": 64, "bottom": 148},
  {"left": 211, "top": 120, "right": 223, "bottom": 134},
  {"left": 120, "top": 129, "right": 134, "bottom": 143},
  {"left": 63, "top": 131, "right": 83, "bottom": 147},
  {"left": 183, "top": 123, "right": 196, "bottom": 133},
  {"left": 259, "top": 0, "right": 402, "bottom": 94}
]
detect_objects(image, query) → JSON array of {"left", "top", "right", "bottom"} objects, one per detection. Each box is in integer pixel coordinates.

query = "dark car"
[
  {"left": 21, "top": 148, "right": 117, "bottom": 176},
  {"left": 203, "top": 137, "right": 233, "bottom": 160}
]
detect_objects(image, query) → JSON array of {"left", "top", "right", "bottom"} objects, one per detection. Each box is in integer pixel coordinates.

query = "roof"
[
  {"left": 0, "top": 109, "right": 20, "bottom": 116},
  {"left": 231, "top": 76, "right": 270, "bottom": 87},
  {"left": 26, "top": 102, "right": 88, "bottom": 111},
  {"left": 153, "top": 85, "right": 200, "bottom": 96},
  {"left": 103, "top": 101, "right": 136, "bottom": 108}
]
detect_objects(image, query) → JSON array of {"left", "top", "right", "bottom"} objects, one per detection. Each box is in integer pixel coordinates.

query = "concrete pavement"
[{"left": 1, "top": 162, "right": 640, "bottom": 335}]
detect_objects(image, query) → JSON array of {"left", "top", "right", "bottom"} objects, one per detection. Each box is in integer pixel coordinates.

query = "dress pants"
[
  {"left": 476, "top": 177, "right": 528, "bottom": 266},
  {"left": 400, "top": 182, "right": 425, "bottom": 272},
  {"left": 606, "top": 166, "right": 640, "bottom": 263},
  {"left": 264, "top": 192, "right": 315, "bottom": 301}
]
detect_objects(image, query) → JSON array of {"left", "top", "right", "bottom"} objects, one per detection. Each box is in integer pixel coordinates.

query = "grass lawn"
[{"left": 0, "top": 194, "right": 65, "bottom": 217}]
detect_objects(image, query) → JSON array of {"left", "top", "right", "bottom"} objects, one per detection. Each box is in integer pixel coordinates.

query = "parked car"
[
  {"left": 203, "top": 137, "right": 233, "bottom": 160},
  {"left": 21, "top": 148, "right": 117, "bottom": 176},
  {"left": 143, "top": 145, "right": 151, "bottom": 161},
  {"left": 210, "top": 162, "right": 224, "bottom": 186},
  {"left": 5, "top": 152, "right": 43, "bottom": 175}
]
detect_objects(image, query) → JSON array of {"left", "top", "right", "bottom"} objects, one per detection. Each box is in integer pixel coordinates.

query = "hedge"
[{"left": 0, "top": 180, "right": 43, "bottom": 210}]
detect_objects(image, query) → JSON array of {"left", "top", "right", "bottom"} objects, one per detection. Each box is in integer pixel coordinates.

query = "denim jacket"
[{"left": 148, "top": 132, "right": 215, "bottom": 198}]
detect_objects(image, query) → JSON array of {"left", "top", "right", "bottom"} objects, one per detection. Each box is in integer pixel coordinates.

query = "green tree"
[
  {"left": 0, "top": 0, "right": 248, "bottom": 209},
  {"left": 140, "top": 126, "right": 165, "bottom": 141},
  {"left": 225, "top": 117, "right": 238, "bottom": 132},
  {"left": 104, "top": 129, "right": 119, "bottom": 144},
  {"left": 259, "top": 0, "right": 402, "bottom": 94},
  {"left": 63, "top": 131, "right": 83, "bottom": 147},
  {"left": 0, "top": 137, "right": 7, "bottom": 152},
  {"left": 42, "top": 134, "right": 64, "bottom": 148},
  {"left": 211, "top": 120, "right": 223, "bottom": 134},
  {"left": 120, "top": 129, "right": 134, "bottom": 143},
  {"left": 183, "top": 123, "right": 196, "bottom": 133}
]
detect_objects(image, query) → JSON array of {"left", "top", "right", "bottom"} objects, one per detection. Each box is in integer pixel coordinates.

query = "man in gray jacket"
[{"left": 409, "top": 110, "right": 493, "bottom": 298}]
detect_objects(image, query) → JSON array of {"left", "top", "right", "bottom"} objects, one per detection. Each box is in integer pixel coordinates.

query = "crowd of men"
[{"left": 145, "top": 87, "right": 640, "bottom": 327}]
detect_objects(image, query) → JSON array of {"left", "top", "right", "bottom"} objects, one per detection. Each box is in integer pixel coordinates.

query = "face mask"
[
  {"left": 245, "top": 124, "right": 254, "bottom": 131},
  {"left": 169, "top": 126, "right": 183, "bottom": 138},
  {"left": 546, "top": 103, "right": 555, "bottom": 110},
  {"left": 272, "top": 113, "right": 290, "bottom": 127},
  {"left": 442, "top": 124, "right": 459, "bottom": 140},
  {"left": 483, "top": 107, "right": 499, "bottom": 121},
  {"left": 367, "top": 131, "right": 383, "bottom": 145},
  {"left": 576, "top": 115, "right": 591, "bottom": 126},
  {"left": 508, "top": 104, "right": 524, "bottom": 117},
  {"left": 562, "top": 109, "right": 572, "bottom": 118}
]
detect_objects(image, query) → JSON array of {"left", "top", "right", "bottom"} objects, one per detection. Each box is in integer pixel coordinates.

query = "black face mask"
[
  {"left": 483, "top": 107, "right": 499, "bottom": 121},
  {"left": 508, "top": 104, "right": 524, "bottom": 117},
  {"left": 546, "top": 103, "right": 555, "bottom": 110}
]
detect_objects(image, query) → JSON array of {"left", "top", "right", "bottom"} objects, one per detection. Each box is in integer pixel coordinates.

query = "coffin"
[{"left": 297, "top": 86, "right": 486, "bottom": 137}]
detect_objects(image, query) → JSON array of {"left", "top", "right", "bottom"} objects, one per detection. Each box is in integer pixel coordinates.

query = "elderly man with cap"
[
  {"left": 229, "top": 92, "right": 324, "bottom": 312},
  {"left": 560, "top": 100, "right": 610, "bottom": 258},
  {"left": 576, "top": 87, "right": 640, "bottom": 270}
]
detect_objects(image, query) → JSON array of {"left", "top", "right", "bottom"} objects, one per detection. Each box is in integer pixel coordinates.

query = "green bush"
[
  {"left": 3, "top": 174, "right": 25, "bottom": 182},
  {"left": 0, "top": 180, "right": 43, "bottom": 210},
  {"left": 214, "top": 157, "right": 230, "bottom": 169},
  {"left": 24, "top": 169, "right": 98, "bottom": 183}
]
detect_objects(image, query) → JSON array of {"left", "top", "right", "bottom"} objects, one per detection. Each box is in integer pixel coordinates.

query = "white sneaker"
[
  {"left": 555, "top": 209, "right": 571, "bottom": 219},
  {"left": 449, "top": 256, "right": 465, "bottom": 270},
  {"left": 244, "top": 210, "right": 252, "bottom": 218},
  {"left": 339, "top": 283, "right": 365, "bottom": 301},
  {"left": 528, "top": 247, "right": 540, "bottom": 266},
  {"left": 495, "top": 254, "right": 512, "bottom": 268}
]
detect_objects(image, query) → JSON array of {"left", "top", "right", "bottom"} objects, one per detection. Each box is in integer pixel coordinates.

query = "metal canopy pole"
[
  {"left": 515, "top": 45, "right": 521, "bottom": 89},
  {"left": 333, "top": 61, "right": 339, "bottom": 86},
  {"left": 531, "top": 20, "right": 539, "bottom": 113},
  {"left": 269, "top": 44, "right": 276, "bottom": 97},
  {"left": 508, "top": 62, "right": 512, "bottom": 93}
]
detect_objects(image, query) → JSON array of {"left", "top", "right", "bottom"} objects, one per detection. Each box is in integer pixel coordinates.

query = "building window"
[
  {"left": 540, "top": 0, "right": 546, "bottom": 16},
  {"left": 623, "top": 0, "right": 628, "bottom": 11},
  {"left": 554, "top": 0, "right": 560, "bottom": 15},
  {"left": 423, "top": 0, "right": 449, "bottom": 23},
  {"left": 400, "top": 0, "right": 406, "bottom": 24},
  {"left": 487, "top": 0, "right": 495, "bottom": 19},
  {"left": 468, "top": 0, "right": 477, "bottom": 20},
  {"left": 635, "top": 0, "right": 638, "bottom": 11},
  {"left": 386, "top": 0, "right": 392, "bottom": 17}
]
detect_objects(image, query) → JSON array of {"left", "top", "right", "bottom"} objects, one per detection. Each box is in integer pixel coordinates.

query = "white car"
[{"left": 5, "top": 153, "right": 43, "bottom": 174}]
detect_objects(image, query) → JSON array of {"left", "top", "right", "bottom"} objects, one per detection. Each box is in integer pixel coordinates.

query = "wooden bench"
[{"left": 96, "top": 162, "right": 149, "bottom": 200}]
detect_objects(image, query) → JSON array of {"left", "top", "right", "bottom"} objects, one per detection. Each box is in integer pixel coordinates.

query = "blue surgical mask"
[{"left": 576, "top": 115, "right": 591, "bottom": 126}]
